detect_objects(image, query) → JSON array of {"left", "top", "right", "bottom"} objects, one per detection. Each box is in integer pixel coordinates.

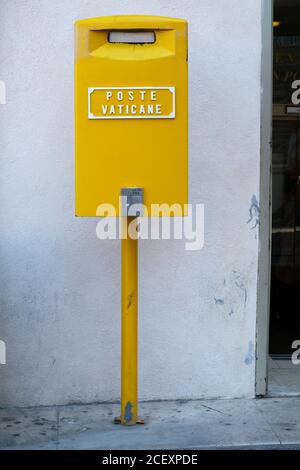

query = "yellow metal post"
[{"left": 121, "top": 216, "right": 138, "bottom": 425}]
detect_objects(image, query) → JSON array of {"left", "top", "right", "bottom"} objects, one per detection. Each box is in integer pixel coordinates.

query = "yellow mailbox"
[
  {"left": 75, "top": 15, "right": 188, "bottom": 217},
  {"left": 75, "top": 15, "right": 188, "bottom": 426}
]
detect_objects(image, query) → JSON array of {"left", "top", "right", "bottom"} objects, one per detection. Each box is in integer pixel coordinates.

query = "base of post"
[{"left": 113, "top": 416, "right": 145, "bottom": 425}]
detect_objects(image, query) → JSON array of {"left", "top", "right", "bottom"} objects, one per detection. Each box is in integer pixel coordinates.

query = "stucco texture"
[{"left": 0, "top": 0, "right": 263, "bottom": 406}]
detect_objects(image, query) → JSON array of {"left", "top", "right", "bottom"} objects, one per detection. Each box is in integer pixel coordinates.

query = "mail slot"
[{"left": 75, "top": 15, "right": 188, "bottom": 216}]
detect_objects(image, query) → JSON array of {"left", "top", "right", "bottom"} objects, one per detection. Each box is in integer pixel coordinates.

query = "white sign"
[{"left": 88, "top": 87, "right": 175, "bottom": 120}]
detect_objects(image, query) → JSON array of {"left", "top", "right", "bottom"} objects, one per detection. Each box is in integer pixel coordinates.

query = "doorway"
[
  {"left": 268, "top": 0, "right": 300, "bottom": 395},
  {"left": 270, "top": 119, "right": 300, "bottom": 356}
]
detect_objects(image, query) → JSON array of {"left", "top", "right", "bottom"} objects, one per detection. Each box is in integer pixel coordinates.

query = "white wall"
[{"left": 0, "top": 0, "right": 265, "bottom": 406}]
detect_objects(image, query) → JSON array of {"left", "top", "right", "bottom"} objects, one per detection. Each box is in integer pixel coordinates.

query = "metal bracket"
[
  {"left": 113, "top": 416, "right": 145, "bottom": 425},
  {"left": 121, "top": 188, "right": 144, "bottom": 217}
]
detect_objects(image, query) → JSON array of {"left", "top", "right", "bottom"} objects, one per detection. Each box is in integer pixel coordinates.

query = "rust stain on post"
[{"left": 127, "top": 291, "right": 135, "bottom": 310}]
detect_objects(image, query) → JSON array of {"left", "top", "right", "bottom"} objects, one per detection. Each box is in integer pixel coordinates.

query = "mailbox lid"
[{"left": 75, "top": 15, "right": 187, "bottom": 29}]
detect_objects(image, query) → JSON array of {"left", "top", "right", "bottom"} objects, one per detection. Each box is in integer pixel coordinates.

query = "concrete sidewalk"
[{"left": 1, "top": 397, "right": 300, "bottom": 450}]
